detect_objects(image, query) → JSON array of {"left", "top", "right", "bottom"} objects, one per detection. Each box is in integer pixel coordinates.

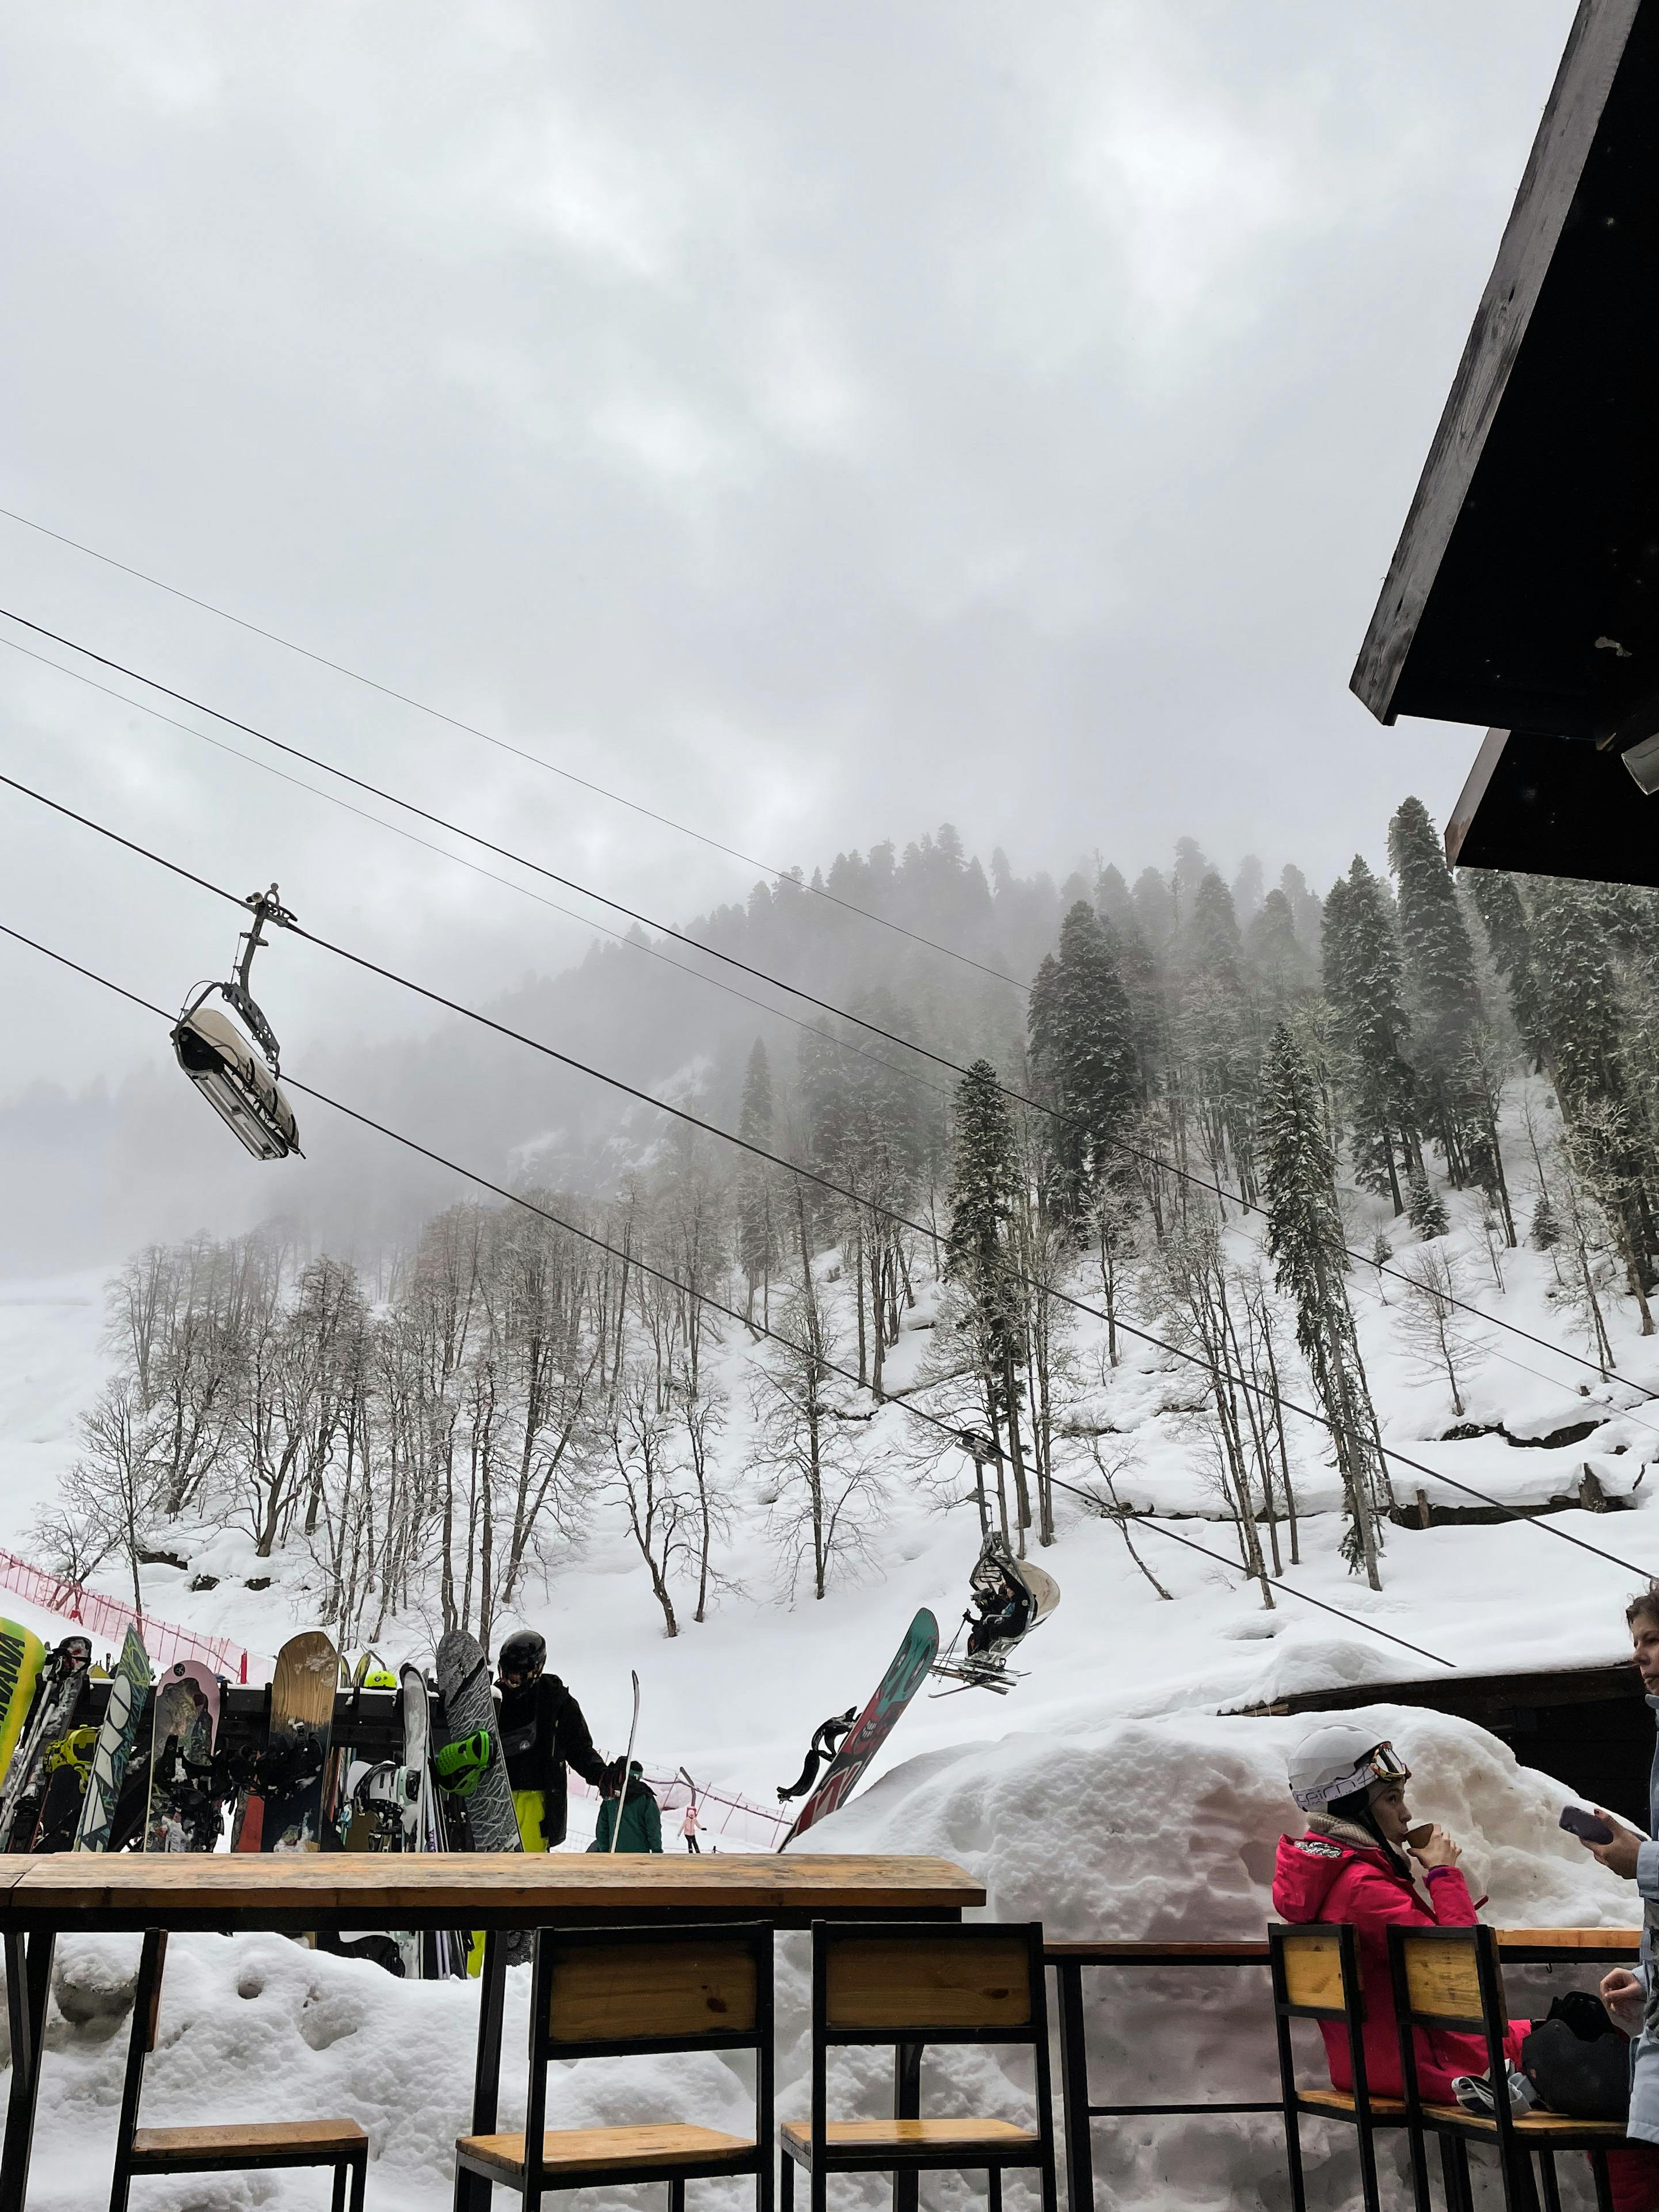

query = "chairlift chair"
[
  {"left": 929, "top": 1531, "right": 1060, "bottom": 1696},
  {"left": 171, "top": 885, "right": 302, "bottom": 1161}
]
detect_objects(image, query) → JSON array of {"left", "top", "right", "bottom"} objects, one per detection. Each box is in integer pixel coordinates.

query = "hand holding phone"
[{"left": 1561, "top": 1804, "right": 1616, "bottom": 1846}]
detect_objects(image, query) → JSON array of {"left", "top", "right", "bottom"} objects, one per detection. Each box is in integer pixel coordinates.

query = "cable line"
[
  {"left": 0, "top": 911, "right": 1459, "bottom": 1674},
  {"left": 0, "top": 505, "right": 1027, "bottom": 990},
  {"left": 0, "top": 603, "right": 1643, "bottom": 1412},
  {"left": 2, "top": 767, "right": 1653, "bottom": 1585},
  {"left": 0, "top": 631, "right": 952, "bottom": 1107}
]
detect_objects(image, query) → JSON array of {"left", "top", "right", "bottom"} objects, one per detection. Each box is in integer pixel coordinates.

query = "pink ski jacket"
[{"left": 1272, "top": 1828, "right": 1525, "bottom": 2103}]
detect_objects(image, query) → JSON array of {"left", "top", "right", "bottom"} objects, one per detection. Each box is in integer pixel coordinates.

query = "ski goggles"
[{"left": 1293, "top": 1739, "right": 1410, "bottom": 1811}]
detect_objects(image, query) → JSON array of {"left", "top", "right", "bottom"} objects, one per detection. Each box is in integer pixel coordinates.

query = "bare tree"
[{"left": 1396, "top": 1246, "right": 1482, "bottom": 1419}]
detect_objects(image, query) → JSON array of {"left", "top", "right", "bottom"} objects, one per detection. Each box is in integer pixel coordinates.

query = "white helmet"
[{"left": 1288, "top": 1724, "right": 1409, "bottom": 1813}]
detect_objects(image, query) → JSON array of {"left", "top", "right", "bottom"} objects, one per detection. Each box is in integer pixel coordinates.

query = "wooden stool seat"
[
  {"left": 782, "top": 2118, "right": 1040, "bottom": 2164},
  {"left": 459, "top": 2125, "right": 755, "bottom": 2180},
  {"left": 1293, "top": 2089, "right": 1406, "bottom": 2123},
  {"left": 131, "top": 2118, "right": 368, "bottom": 2171},
  {"left": 1421, "top": 2103, "right": 1631, "bottom": 2144}
]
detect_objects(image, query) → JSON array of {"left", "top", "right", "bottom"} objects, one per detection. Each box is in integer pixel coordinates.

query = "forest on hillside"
[{"left": 34, "top": 799, "right": 1659, "bottom": 1648}]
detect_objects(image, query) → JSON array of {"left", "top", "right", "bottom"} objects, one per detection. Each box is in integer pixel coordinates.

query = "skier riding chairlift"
[
  {"left": 171, "top": 885, "right": 302, "bottom": 1161},
  {"left": 930, "top": 1532, "right": 1060, "bottom": 1696}
]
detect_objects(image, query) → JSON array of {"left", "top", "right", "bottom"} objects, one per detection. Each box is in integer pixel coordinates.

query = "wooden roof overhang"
[{"left": 1349, "top": 0, "right": 1659, "bottom": 884}]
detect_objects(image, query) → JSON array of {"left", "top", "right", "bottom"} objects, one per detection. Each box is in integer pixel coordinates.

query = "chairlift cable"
[
  {"left": 0, "top": 770, "right": 1653, "bottom": 1585},
  {"left": 0, "top": 605, "right": 1638, "bottom": 1407},
  {"left": 0, "top": 516, "right": 1028, "bottom": 991},
  {"left": 0, "top": 629, "right": 960, "bottom": 1106},
  {"left": 0, "top": 913, "right": 1472, "bottom": 1678}
]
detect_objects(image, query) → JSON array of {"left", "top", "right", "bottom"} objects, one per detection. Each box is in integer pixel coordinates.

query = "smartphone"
[{"left": 1559, "top": 1804, "right": 1615, "bottom": 1846}]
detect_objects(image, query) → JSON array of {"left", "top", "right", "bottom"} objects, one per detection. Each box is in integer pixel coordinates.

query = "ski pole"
[{"left": 608, "top": 1670, "right": 640, "bottom": 1855}]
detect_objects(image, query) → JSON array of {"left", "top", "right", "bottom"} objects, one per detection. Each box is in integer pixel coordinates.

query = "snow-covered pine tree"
[
  {"left": 1245, "top": 888, "right": 1315, "bottom": 1020},
  {"left": 943, "top": 1061, "right": 1033, "bottom": 1545},
  {"left": 1177, "top": 872, "right": 1260, "bottom": 1204},
  {"left": 1322, "top": 856, "right": 1422, "bottom": 1214},
  {"left": 1464, "top": 869, "right": 1545, "bottom": 1068},
  {"left": 1027, "top": 901, "right": 1140, "bottom": 1232},
  {"left": 1406, "top": 1168, "right": 1449, "bottom": 1241},
  {"left": 1388, "top": 796, "right": 1486, "bottom": 1185},
  {"left": 735, "top": 1040, "right": 779, "bottom": 1327},
  {"left": 1258, "top": 1022, "right": 1388, "bottom": 1586}
]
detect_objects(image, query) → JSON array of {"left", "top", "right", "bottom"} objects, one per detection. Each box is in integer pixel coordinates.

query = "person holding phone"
[
  {"left": 1569, "top": 1586, "right": 1659, "bottom": 2206},
  {"left": 1273, "top": 1724, "right": 1529, "bottom": 2104}
]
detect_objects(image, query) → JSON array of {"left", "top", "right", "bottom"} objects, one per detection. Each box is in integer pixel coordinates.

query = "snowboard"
[
  {"left": 74, "top": 1625, "right": 154, "bottom": 1853},
  {"left": 143, "top": 1661, "right": 222, "bottom": 1853},
  {"left": 253, "top": 1632, "right": 338, "bottom": 1853},
  {"left": 0, "top": 1636, "right": 91, "bottom": 1852},
  {"left": 436, "top": 1630, "right": 526, "bottom": 1972},
  {"left": 781, "top": 1609, "right": 939, "bottom": 1847},
  {"left": 0, "top": 1620, "right": 45, "bottom": 1795},
  {"left": 30, "top": 1726, "right": 100, "bottom": 1852}
]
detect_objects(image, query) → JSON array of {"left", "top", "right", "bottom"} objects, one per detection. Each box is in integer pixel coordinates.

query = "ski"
[
  {"left": 74, "top": 1625, "right": 154, "bottom": 1853},
  {"left": 143, "top": 1661, "right": 222, "bottom": 1852},
  {"left": 781, "top": 1609, "right": 939, "bottom": 1848},
  {"left": 608, "top": 1670, "right": 641, "bottom": 1854},
  {"left": 0, "top": 1635, "right": 92, "bottom": 1852},
  {"left": 256, "top": 1632, "right": 338, "bottom": 1853}
]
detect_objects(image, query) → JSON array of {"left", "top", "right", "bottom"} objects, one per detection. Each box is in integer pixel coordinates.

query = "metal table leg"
[
  {"left": 1, "top": 1929, "right": 55, "bottom": 2212},
  {"left": 455, "top": 1933, "right": 508, "bottom": 2212},
  {"left": 1053, "top": 1960, "right": 1092, "bottom": 2212},
  {"left": 893, "top": 2041, "right": 922, "bottom": 2212}
]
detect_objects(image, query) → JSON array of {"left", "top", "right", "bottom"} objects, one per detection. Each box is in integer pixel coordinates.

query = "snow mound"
[{"left": 5, "top": 1705, "right": 1633, "bottom": 2210}]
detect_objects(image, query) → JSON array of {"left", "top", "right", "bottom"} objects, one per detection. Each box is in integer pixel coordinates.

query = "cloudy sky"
[{"left": 0, "top": 0, "right": 1576, "bottom": 1095}]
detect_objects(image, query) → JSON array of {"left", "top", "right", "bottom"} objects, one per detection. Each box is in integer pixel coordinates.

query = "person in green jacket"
[{"left": 588, "top": 1757, "right": 663, "bottom": 1853}]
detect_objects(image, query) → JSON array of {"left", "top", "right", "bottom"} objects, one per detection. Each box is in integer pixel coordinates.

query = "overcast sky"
[{"left": 0, "top": 0, "right": 1577, "bottom": 1096}]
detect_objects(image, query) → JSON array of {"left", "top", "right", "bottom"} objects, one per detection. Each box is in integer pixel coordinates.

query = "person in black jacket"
[{"left": 494, "top": 1629, "right": 608, "bottom": 1850}]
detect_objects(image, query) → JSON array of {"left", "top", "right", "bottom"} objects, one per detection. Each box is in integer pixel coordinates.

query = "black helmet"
[{"left": 497, "top": 1629, "right": 546, "bottom": 1681}]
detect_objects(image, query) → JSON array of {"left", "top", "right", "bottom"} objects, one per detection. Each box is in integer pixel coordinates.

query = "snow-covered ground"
[{"left": 4, "top": 1151, "right": 1659, "bottom": 2207}]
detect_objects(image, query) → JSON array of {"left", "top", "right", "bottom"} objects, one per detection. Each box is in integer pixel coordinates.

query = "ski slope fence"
[
  {"left": 0, "top": 1546, "right": 268, "bottom": 1684},
  {"left": 569, "top": 1766, "right": 791, "bottom": 1849}
]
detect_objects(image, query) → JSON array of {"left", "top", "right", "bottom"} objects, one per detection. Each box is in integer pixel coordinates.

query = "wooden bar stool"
[
  {"left": 1389, "top": 1924, "right": 1627, "bottom": 2212},
  {"left": 1270, "top": 1922, "right": 1414, "bottom": 2212},
  {"left": 780, "top": 1920, "right": 1056, "bottom": 2212},
  {"left": 109, "top": 1932, "right": 368, "bottom": 2212},
  {"left": 454, "top": 1922, "right": 774, "bottom": 2212}
]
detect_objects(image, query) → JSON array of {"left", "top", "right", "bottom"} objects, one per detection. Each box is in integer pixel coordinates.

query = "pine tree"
[
  {"left": 944, "top": 1063, "right": 1033, "bottom": 1544},
  {"left": 1323, "top": 856, "right": 1421, "bottom": 1213},
  {"left": 1405, "top": 1168, "right": 1449, "bottom": 1240},
  {"left": 1388, "top": 797, "right": 1485, "bottom": 1183},
  {"left": 1258, "top": 1024, "right": 1388, "bottom": 1586},
  {"left": 1246, "top": 888, "right": 1315, "bottom": 1019},
  {"left": 1464, "top": 870, "right": 1546, "bottom": 1067},
  {"left": 735, "top": 1040, "right": 779, "bottom": 1326},
  {"left": 1027, "top": 902, "right": 1140, "bottom": 1230},
  {"left": 1177, "top": 873, "right": 1260, "bottom": 1201}
]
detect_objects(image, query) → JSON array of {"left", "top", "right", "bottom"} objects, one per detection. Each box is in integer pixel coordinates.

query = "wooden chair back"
[
  {"left": 1273, "top": 1928, "right": 1357, "bottom": 2023},
  {"left": 523, "top": 1923, "right": 773, "bottom": 2191},
  {"left": 802, "top": 1921, "right": 1053, "bottom": 2178},
  {"left": 1393, "top": 1928, "right": 1487, "bottom": 2035},
  {"left": 818, "top": 1927, "right": 1038, "bottom": 2041},
  {"left": 537, "top": 1927, "right": 766, "bottom": 2056}
]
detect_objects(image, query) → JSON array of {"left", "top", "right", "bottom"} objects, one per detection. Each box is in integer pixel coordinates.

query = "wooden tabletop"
[
  {"left": 1495, "top": 1927, "right": 1641, "bottom": 1958},
  {"left": 0, "top": 1852, "right": 984, "bottom": 1933}
]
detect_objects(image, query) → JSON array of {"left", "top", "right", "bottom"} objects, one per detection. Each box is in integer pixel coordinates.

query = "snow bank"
[{"left": 6, "top": 1704, "right": 1635, "bottom": 2210}]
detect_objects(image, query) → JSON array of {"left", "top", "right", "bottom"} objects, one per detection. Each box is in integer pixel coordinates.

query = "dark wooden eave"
[
  {"left": 1444, "top": 726, "right": 1659, "bottom": 885},
  {"left": 1352, "top": 0, "right": 1659, "bottom": 756}
]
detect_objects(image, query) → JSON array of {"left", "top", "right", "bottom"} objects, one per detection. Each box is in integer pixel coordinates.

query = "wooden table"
[
  {"left": 1045, "top": 1928, "right": 1645, "bottom": 2212},
  {"left": 0, "top": 1852, "right": 984, "bottom": 2212}
]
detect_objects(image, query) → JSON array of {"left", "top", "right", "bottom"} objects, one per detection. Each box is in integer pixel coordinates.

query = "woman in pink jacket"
[{"left": 1272, "top": 1725, "right": 1527, "bottom": 2104}]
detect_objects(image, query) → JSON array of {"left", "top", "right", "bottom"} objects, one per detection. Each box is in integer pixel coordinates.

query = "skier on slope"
[
  {"left": 778, "top": 1707, "right": 858, "bottom": 1803},
  {"left": 589, "top": 1757, "right": 663, "bottom": 1853},
  {"left": 1272, "top": 1724, "right": 1529, "bottom": 2106},
  {"left": 493, "top": 1629, "right": 608, "bottom": 1852}
]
